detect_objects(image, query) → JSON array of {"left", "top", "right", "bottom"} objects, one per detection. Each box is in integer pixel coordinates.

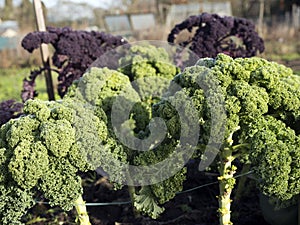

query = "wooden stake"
[
  {"left": 258, "top": 0, "right": 264, "bottom": 37},
  {"left": 33, "top": 0, "right": 55, "bottom": 100}
]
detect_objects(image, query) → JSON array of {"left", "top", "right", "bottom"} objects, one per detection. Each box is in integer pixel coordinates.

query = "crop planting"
[{"left": 0, "top": 12, "right": 299, "bottom": 225}]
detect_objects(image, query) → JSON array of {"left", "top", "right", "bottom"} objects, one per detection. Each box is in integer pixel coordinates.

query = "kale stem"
[
  {"left": 74, "top": 195, "right": 91, "bottom": 225},
  {"left": 234, "top": 164, "right": 251, "bottom": 203},
  {"left": 128, "top": 185, "right": 140, "bottom": 217},
  {"left": 232, "top": 143, "right": 250, "bottom": 152},
  {"left": 218, "top": 127, "right": 239, "bottom": 225},
  {"left": 218, "top": 147, "right": 236, "bottom": 225}
]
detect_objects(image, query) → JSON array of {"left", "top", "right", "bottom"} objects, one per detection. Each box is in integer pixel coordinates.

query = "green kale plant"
[
  {"left": 0, "top": 43, "right": 180, "bottom": 224},
  {"left": 65, "top": 43, "right": 184, "bottom": 219},
  {"left": 0, "top": 98, "right": 97, "bottom": 225},
  {"left": 154, "top": 53, "right": 300, "bottom": 225}
]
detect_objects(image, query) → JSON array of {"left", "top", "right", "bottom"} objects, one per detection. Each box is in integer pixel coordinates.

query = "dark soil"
[
  {"left": 85, "top": 161, "right": 269, "bottom": 225},
  {"left": 25, "top": 160, "right": 270, "bottom": 225}
]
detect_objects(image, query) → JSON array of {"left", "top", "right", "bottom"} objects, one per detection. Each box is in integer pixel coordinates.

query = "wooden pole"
[
  {"left": 33, "top": 0, "right": 55, "bottom": 101},
  {"left": 292, "top": 4, "right": 300, "bottom": 30},
  {"left": 258, "top": 0, "right": 264, "bottom": 37}
]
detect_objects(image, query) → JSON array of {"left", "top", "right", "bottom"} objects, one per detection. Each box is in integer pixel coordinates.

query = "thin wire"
[
  {"left": 35, "top": 170, "right": 254, "bottom": 207},
  {"left": 85, "top": 201, "right": 132, "bottom": 206},
  {"left": 35, "top": 201, "right": 132, "bottom": 206},
  {"left": 177, "top": 170, "right": 254, "bottom": 195},
  {"left": 177, "top": 180, "right": 219, "bottom": 194}
]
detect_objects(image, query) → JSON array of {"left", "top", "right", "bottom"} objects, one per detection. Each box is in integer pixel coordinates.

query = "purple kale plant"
[
  {"left": 0, "top": 100, "right": 23, "bottom": 126},
  {"left": 21, "top": 27, "right": 128, "bottom": 100},
  {"left": 168, "top": 13, "right": 265, "bottom": 66},
  {"left": 21, "top": 67, "right": 44, "bottom": 101}
]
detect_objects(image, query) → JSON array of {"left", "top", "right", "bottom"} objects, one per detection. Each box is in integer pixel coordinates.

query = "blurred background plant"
[{"left": 0, "top": 0, "right": 299, "bottom": 71}]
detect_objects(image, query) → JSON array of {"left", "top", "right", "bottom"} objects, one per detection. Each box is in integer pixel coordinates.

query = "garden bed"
[{"left": 26, "top": 160, "right": 270, "bottom": 225}]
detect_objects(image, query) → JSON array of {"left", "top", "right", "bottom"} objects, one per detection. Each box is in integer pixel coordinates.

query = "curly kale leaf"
[
  {"left": 119, "top": 43, "right": 179, "bottom": 81},
  {"left": 168, "top": 13, "right": 264, "bottom": 60},
  {"left": 150, "top": 168, "right": 186, "bottom": 204},
  {"left": 38, "top": 157, "right": 82, "bottom": 211},
  {"left": 289, "top": 137, "right": 300, "bottom": 196},
  {"left": 0, "top": 185, "right": 34, "bottom": 225},
  {"left": 227, "top": 80, "right": 269, "bottom": 117},
  {"left": 118, "top": 44, "right": 180, "bottom": 132},
  {"left": 23, "top": 99, "right": 51, "bottom": 121},
  {"left": 64, "top": 67, "right": 134, "bottom": 184},
  {"left": 132, "top": 139, "right": 187, "bottom": 217},
  {"left": 247, "top": 116, "right": 299, "bottom": 202},
  {"left": 65, "top": 99, "right": 107, "bottom": 171},
  {"left": 134, "top": 186, "right": 165, "bottom": 219},
  {"left": 8, "top": 140, "right": 49, "bottom": 189},
  {"left": 6, "top": 115, "right": 40, "bottom": 149},
  {"left": 268, "top": 81, "right": 300, "bottom": 111},
  {"left": 159, "top": 64, "right": 226, "bottom": 144},
  {"left": 40, "top": 119, "right": 75, "bottom": 157},
  {"left": 66, "top": 67, "right": 136, "bottom": 113}
]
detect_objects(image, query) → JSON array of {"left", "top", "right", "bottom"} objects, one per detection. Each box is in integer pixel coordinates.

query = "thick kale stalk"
[
  {"left": 217, "top": 128, "right": 238, "bottom": 225},
  {"left": 74, "top": 196, "right": 91, "bottom": 225}
]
